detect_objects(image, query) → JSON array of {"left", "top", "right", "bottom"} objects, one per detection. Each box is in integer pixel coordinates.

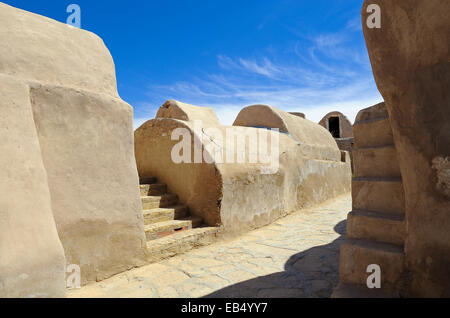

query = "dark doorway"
[{"left": 328, "top": 117, "right": 340, "bottom": 138}]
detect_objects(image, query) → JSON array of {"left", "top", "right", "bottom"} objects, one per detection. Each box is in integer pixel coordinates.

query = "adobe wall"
[
  {"left": 135, "top": 102, "right": 351, "bottom": 234},
  {"left": 362, "top": 0, "right": 450, "bottom": 297},
  {"left": 318, "top": 112, "right": 354, "bottom": 172},
  {"left": 156, "top": 100, "right": 220, "bottom": 126},
  {"left": 0, "top": 2, "right": 147, "bottom": 289},
  {"left": 0, "top": 75, "right": 67, "bottom": 298},
  {"left": 319, "top": 112, "right": 353, "bottom": 139},
  {"left": 289, "top": 112, "right": 306, "bottom": 119},
  {"left": 335, "top": 138, "right": 354, "bottom": 155},
  {"left": 234, "top": 105, "right": 341, "bottom": 161},
  {"left": 135, "top": 118, "right": 223, "bottom": 227}
]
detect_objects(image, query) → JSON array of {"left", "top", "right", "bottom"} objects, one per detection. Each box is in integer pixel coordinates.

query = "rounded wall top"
[
  {"left": 156, "top": 100, "right": 220, "bottom": 127},
  {"left": 0, "top": 3, "right": 119, "bottom": 97},
  {"left": 289, "top": 112, "right": 306, "bottom": 119},
  {"left": 233, "top": 105, "right": 289, "bottom": 133},
  {"left": 234, "top": 104, "right": 339, "bottom": 150},
  {"left": 354, "top": 102, "right": 388, "bottom": 125},
  {"left": 318, "top": 111, "right": 354, "bottom": 139}
]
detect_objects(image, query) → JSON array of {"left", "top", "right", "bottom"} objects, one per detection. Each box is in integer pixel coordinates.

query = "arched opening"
[{"left": 328, "top": 117, "right": 341, "bottom": 138}]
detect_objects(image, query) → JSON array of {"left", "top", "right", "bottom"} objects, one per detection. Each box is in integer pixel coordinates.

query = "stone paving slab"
[{"left": 68, "top": 194, "right": 351, "bottom": 298}]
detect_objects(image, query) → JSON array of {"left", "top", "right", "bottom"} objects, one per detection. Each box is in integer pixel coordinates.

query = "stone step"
[
  {"left": 143, "top": 205, "right": 189, "bottom": 225},
  {"left": 340, "top": 239, "right": 404, "bottom": 295},
  {"left": 140, "top": 183, "right": 167, "bottom": 196},
  {"left": 352, "top": 177, "right": 405, "bottom": 215},
  {"left": 143, "top": 208, "right": 173, "bottom": 225},
  {"left": 182, "top": 215, "right": 203, "bottom": 228},
  {"left": 353, "top": 145, "right": 401, "bottom": 178},
  {"left": 347, "top": 210, "right": 406, "bottom": 246},
  {"left": 141, "top": 193, "right": 178, "bottom": 210},
  {"left": 140, "top": 177, "right": 157, "bottom": 184},
  {"left": 332, "top": 283, "right": 398, "bottom": 298},
  {"left": 353, "top": 117, "right": 394, "bottom": 149},
  {"left": 146, "top": 227, "right": 220, "bottom": 263},
  {"left": 145, "top": 219, "right": 192, "bottom": 241}
]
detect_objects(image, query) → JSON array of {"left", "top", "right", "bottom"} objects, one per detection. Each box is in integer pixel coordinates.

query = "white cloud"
[
  {"left": 193, "top": 88, "right": 382, "bottom": 126},
  {"left": 133, "top": 102, "right": 158, "bottom": 130},
  {"left": 238, "top": 57, "right": 282, "bottom": 78},
  {"left": 135, "top": 26, "right": 382, "bottom": 127},
  {"left": 346, "top": 17, "right": 363, "bottom": 32},
  {"left": 294, "top": 97, "right": 383, "bottom": 124}
]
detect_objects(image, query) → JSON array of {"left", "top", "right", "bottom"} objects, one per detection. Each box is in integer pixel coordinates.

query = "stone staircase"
[
  {"left": 140, "top": 177, "right": 219, "bottom": 262},
  {"left": 333, "top": 103, "right": 406, "bottom": 297}
]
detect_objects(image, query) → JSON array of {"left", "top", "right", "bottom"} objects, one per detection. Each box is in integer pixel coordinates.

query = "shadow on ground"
[{"left": 203, "top": 220, "right": 346, "bottom": 298}]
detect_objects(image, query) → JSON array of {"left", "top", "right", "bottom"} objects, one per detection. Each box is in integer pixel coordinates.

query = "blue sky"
[{"left": 6, "top": 0, "right": 383, "bottom": 128}]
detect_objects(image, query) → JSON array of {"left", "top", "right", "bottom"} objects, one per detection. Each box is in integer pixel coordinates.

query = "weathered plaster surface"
[
  {"left": 362, "top": 0, "right": 450, "bottom": 297},
  {"left": 135, "top": 103, "right": 351, "bottom": 234},
  {"left": 68, "top": 195, "right": 351, "bottom": 298},
  {"left": 0, "top": 2, "right": 147, "bottom": 291}
]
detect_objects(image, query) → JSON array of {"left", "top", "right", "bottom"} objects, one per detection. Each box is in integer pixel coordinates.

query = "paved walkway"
[{"left": 68, "top": 194, "right": 351, "bottom": 298}]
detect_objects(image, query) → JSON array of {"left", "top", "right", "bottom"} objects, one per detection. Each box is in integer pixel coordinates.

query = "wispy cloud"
[
  {"left": 238, "top": 58, "right": 282, "bottom": 78},
  {"left": 133, "top": 102, "right": 159, "bottom": 129},
  {"left": 134, "top": 17, "right": 382, "bottom": 128},
  {"left": 346, "top": 17, "right": 363, "bottom": 32}
]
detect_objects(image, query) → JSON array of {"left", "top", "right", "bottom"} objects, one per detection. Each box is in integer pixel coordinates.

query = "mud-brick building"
[
  {"left": 319, "top": 112, "right": 354, "bottom": 171},
  {"left": 0, "top": 2, "right": 352, "bottom": 297},
  {"left": 289, "top": 112, "right": 306, "bottom": 119},
  {"left": 333, "top": 0, "right": 450, "bottom": 298}
]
